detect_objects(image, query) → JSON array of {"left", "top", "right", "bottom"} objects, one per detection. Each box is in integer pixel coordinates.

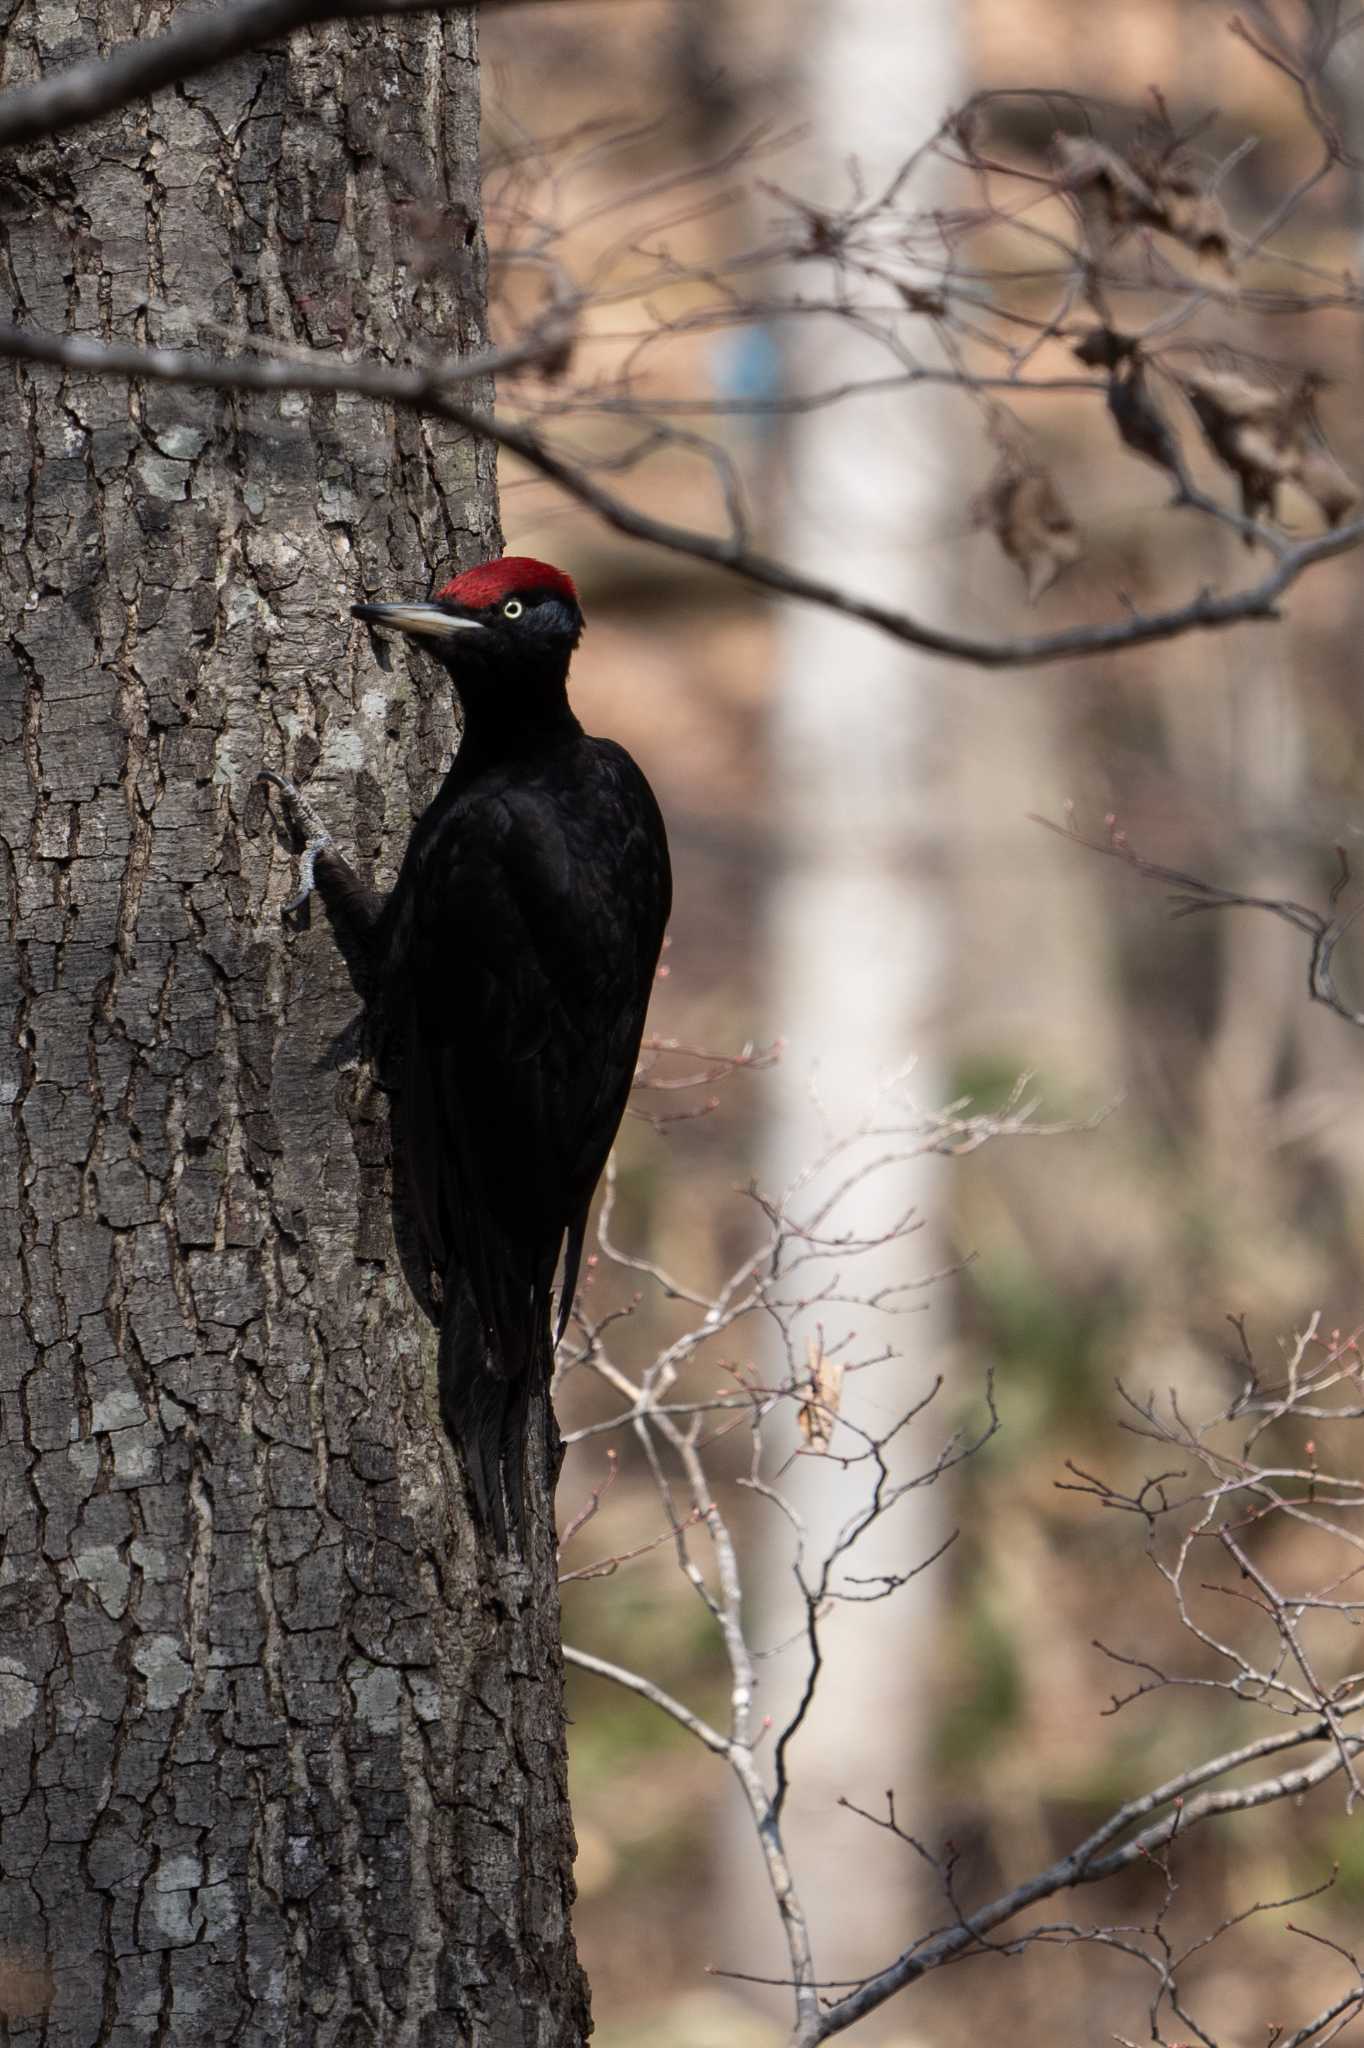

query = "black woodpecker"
[{"left": 263, "top": 556, "right": 672, "bottom": 1549}]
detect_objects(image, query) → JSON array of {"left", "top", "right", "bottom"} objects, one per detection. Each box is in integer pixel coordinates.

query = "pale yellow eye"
[{"left": 503, "top": 598, "right": 524, "bottom": 619}]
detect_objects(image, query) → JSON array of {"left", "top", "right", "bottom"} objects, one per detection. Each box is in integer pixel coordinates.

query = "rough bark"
[{"left": 0, "top": 8, "right": 589, "bottom": 2044}]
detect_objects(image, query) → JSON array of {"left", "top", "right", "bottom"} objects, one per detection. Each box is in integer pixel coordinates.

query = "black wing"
[
  {"left": 382, "top": 735, "right": 670, "bottom": 1422},
  {"left": 552, "top": 741, "right": 671, "bottom": 1325}
]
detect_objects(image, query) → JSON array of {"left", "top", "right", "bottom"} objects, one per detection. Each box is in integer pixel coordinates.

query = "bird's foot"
[{"left": 258, "top": 769, "right": 335, "bottom": 916}]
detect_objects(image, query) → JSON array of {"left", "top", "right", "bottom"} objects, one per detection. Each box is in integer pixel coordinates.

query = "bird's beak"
[{"left": 351, "top": 602, "right": 486, "bottom": 640}]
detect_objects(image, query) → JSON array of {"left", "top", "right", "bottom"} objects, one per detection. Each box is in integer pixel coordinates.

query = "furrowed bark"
[{"left": 0, "top": 7, "right": 589, "bottom": 2042}]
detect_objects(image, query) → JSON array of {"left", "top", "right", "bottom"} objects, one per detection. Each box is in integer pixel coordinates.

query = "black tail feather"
[
  {"left": 437, "top": 1278, "right": 510, "bottom": 1546},
  {"left": 555, "top": 1210, "right": 589, "bottom": 1346},
  {"left": 495, "top": 1366, "right": 537, "bottom": 1557},
  {"left": 436, "top": 1260, "right": 555, "bottom": 1554}
]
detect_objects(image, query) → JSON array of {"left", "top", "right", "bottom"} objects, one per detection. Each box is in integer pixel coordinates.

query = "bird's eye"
[{"left": 502, "top": 599, "right": 524, "bottom": 620}]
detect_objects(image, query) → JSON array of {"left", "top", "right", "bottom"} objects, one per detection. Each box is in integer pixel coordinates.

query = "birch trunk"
[
  {"left": 727, "top": 2, "right": 964, "bottom": 2027},
  {"left": 0, "top": 9, "right": 589, "bottom": 2042}
]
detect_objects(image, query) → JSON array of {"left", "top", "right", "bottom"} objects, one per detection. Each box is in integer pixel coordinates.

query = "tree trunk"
[
  {"left": 726, "top": 0, "right": 964, "bottom": 2026},
  {"left": 0, "top": 9, "right": 589, "bottom": 2043}
]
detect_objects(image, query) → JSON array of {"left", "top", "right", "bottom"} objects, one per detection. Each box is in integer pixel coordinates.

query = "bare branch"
[
  {"left": 562, "top": 1644, "right": 731, "bottom": 1758},
  {"left": 0, "top": 0, "right": 621, "bottom": 152},
  {"left": 805, "top": 1722, "right": 1364, "bottom": 2044},
  {"left": 6, "top": 314, "right": 1364, "bottom": 670},
  {"left": 1037, "top": 812, "right": 1364, "bottom": 1030}
]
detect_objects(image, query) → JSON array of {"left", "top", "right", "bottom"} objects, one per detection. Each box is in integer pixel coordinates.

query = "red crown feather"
[{"left": 434, "top": 556, "right": 579, "bottom": 609}]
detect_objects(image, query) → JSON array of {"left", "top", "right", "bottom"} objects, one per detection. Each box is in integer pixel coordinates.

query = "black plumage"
[{"left": 267, "top": 557, "right": 671, "bottom": 1548}]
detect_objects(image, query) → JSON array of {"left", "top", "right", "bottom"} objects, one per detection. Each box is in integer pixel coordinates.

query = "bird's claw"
[
  {"left": 258, "top": 767, "right": 329, "bottom": 844},
  {"left": 280, "top": 842, "right": 326, "bottom": 917},
  {"left": 258, "top": 768, "right": 335, "bottom": 918}
]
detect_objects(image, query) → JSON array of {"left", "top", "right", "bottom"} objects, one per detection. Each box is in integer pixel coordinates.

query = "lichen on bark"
[{"left": 0, "top": 7, "right": 589, "bottom": 2041}]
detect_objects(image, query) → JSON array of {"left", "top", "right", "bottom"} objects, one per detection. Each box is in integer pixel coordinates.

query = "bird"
[{"left": 261, "top": 556, "right": 672, "bottom": 1550}]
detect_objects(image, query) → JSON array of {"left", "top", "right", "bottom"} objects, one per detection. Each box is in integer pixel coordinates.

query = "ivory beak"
[{"left": 351, "top": 602, "right": 486, "bottom": 640}]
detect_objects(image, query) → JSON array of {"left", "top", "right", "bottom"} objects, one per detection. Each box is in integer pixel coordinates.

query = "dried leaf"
[
  {"left": 1054, "top": 136, "right": 1154, "bottom": 260},
  {"left": 1106, "top": 359, "right": 1182, "bottom": 480},
  {"left": 1055, "top": 136, "right": 1153, "bottom": 228},
  {"left": 1182, "top": 367, "right": 1281, "bottom": 428},
  {"left": 1228, "top": 425, "right": 1289, "bottom": 526},
  {"left": 1157, "top": 185, "right": 1233, "bottom": 268},
  {"left": 1054, "top": 134, "right": 1234, "bottom": 267},
  {"left": 1181, "top": 367, "right": 1355, "bottom": 537},
  {"left": 1072, "top": 326, "right": 1137, "bottom": 369},
  {"left": 1182, "top": 369, "right": 1290, "bottom": 531},
  {"left": 797, "top": 1339, "right": 844, "bottom": 1454},
  {"left": 1297, "top": 445, "right": 1361, "bottom": 527},
  {"left": 977, "top": 456, "right": 1083, "bottom": 602}
]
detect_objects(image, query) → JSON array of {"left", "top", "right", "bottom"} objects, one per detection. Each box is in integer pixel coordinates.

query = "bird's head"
[{"left": 352, "top": 557, "right": 583, "bottom": 691}]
